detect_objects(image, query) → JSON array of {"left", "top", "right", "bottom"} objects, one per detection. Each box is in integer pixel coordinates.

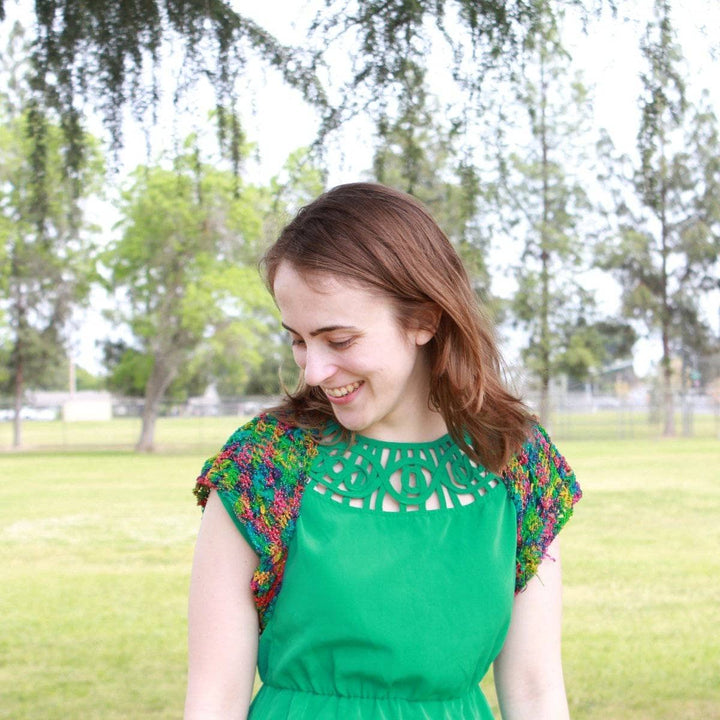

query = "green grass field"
[{"left": 1, "top": 417, "right": 719, "bottom": 719}]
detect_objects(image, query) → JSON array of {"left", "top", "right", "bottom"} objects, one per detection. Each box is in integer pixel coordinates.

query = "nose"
[{"left": 302, "top": 344, "right": 336, "bottom": 387}]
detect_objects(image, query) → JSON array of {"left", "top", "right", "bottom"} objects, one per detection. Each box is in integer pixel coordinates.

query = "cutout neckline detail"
[{"left": 311, "top": 433, "right": 500, "bottom": 513}]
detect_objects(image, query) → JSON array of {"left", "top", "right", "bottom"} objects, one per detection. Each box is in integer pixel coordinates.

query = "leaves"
[
  {"left": 496, "top": 6, "right": 597, "bottom": 407},
  {"left": 0, "top": 49, "right": 104, "bottom": 430},
  {"left": 104, "top": 141, "right": 324, "bottom": 417}
]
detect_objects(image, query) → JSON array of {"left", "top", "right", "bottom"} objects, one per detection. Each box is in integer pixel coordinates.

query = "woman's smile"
[{"left": 323, "top": 381, "right": 364, "bottom": 401}]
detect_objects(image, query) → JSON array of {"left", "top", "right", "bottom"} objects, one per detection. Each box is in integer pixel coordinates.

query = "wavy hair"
[{"left": 262, "top": 183, "right": 533, "bottom": 472}]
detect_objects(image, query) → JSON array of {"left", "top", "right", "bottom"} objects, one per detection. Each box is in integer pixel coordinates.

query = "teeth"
[{"left": 324, "top": 381, "right": 361, "bottom": 398}]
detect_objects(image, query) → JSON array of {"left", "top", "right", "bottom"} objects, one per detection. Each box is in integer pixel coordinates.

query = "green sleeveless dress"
[{"left": 194, "top": 415, "right": 581, "bottom": 720}]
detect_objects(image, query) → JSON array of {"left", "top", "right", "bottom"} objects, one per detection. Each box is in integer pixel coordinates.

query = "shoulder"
[
  {"left": 501, "top": 423, "right": 582, "bottom": 592},
  {"left": 501, "top": 423, "right": 578, "bottom": 506},
  {"left": 191, "top": 413, "right": 319, "bottom": 631},
  {"left": 193, "top": 413, "right": 318, "bottom": 507}
]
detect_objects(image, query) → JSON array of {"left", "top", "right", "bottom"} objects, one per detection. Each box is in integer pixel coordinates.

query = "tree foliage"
[
  {"left": 0, "top": 1, "right": 610, "bottom": 191},
  {"left": 0, "top": 0, "right": 326, "bottom": 168},
  {"left": 105, "top": 141, "right": 323, "bottom": 449},
  {"left": 597, "top": 0, "right": 720, "bottom": 435},
  {"left": 0, "top": 25, "right": 103, "bottom": 447},
  {"left": 314, "top": 0, "right": 606, "bottom": 130},
  {"left": 106, "top": 145, "right": 268, "bottom": 449},
  {"left": 495, "top": 8, "right": 593, "bottom": 422},
  {"left": 370, "top": 69, "right": 491, "bottom": 298},
  {"left": 554, "top": 317, "right": 637, "bottom": 386}
]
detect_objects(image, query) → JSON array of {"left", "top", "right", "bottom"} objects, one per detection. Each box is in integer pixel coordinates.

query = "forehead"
[
  {"left": 273, "top": 263, "right": 394, "bottom": 327},
  {"left": 273, "top": 263, "right": 376, "bottom": 302}
]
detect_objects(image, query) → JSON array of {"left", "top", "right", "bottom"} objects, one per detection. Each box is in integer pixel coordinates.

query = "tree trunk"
[
  {"left": 661, "top": 331, "right": 675, "bottom": 436},
  {"left": 659, "top": 166, "right": 675, "bottom": 437},
  {"left": 538, "top": 47, "right": 551, "bottom": 428},
  {"left": 135, "top": 356, "right": 177, "bottom": 452},
  {"left": 13, "top": 353, "right": 23, "bottom": 449},
  {"left": 680, "top": 351, "right": 693, "bottom": 437},
  {"left": 538, "top": 374, "right": 551, "bottom": 429},
  {"left": 136, "top": 400, "right": 160, "bottom": 453}
]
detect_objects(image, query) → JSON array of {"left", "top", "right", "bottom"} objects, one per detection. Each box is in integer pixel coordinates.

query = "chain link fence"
[{"left": 2, "top": 377, "right": 719, "bottom": 451}]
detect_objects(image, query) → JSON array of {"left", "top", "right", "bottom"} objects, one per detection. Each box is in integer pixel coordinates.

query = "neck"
[{"left": 363, "top": 407, "right": 448, "bottom": 444}]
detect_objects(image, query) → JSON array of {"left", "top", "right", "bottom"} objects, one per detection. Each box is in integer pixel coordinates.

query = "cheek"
[{"left": 291, "top": 347, "right": 306, "bottom": 368}]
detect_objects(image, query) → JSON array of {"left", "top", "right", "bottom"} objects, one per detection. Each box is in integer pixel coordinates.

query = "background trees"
[
  {"left": 104, "top": 141, "right": 323, "bottom": 450},
  {"left": 105, "top": 144, "right": 274, "bottom": 450},
  {"left": 0, "top": 0, "right": 326, "bottom": 176},
  {"left": 0, "top": 1, "right": 718, "bottom": 444},
  {"left": 0, "top": 26, "right": 103, "bottom": 447},
  {"left": 370, "top": 77, "right": 491, "bottom": 298},
  {"left": 495, "top": 9, "right": 594, "bottom": 422},
  {"left": 597, "top": 0, "right": 720, "bottom": 435}
]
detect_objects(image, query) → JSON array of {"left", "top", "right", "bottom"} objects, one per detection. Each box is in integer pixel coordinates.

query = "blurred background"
[{"left": 1, "top": 0, "right": 719, "bottom": 451}]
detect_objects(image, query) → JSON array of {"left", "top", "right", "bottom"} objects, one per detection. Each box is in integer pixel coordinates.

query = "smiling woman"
[
  {"left": 185, "top": 183, "right": 582, "bottom": 720},
  {"left": 262, "top": 183, "right": 532, "bottom": 471}
]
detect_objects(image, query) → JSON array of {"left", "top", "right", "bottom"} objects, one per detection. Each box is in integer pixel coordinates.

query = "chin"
[{"left": 332, "top": 410, "right": 368, "bottom": 433}]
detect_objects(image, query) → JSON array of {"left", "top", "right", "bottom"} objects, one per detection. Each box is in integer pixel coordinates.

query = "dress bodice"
[
  {"left": 193, "top": 414, "right": 582, "bottom": 719},
  {"left": 252, "top": 432, "right": 516, "bottom": 719}
]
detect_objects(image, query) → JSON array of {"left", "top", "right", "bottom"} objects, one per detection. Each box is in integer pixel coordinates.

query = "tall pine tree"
[{"left": 597, "top": 0, "right": 720, "bottom": 435}]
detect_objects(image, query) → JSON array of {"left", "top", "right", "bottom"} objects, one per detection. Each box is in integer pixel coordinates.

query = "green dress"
[{"left": 194, "top": 415, "right": 581, "bottom": 720}]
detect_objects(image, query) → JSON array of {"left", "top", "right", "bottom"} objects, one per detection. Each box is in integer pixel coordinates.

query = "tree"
[
  {"left": 0, "top": 25, "right": 103, "bottom": 447},
  {"left": 243, "top": 343, "right": 299, "bottom": 396},
  {"left": 313, "top": 0, "right": 606, "bottom": 131},
  {"left": 495, "top": 8, "right": 593, "bottom": 423},
  {"left": 0, "top": 1, "right": 608, "bottom": 203},
  {"left": 105, "top": 142, "right": 276, "bottom": 451},
  {"left": 102, "top": 143, "right": 322, "bottom": 417},
  {"left": 0, "top": 1, "right": 326, "bottom": 174},
  {"left": 554, "top": 317, "right": 637, "bottom": 388},
  {"left": 597, "top": 0, "right": 720, "bottom": 436},
  {"left": 105, "top": 140, "right": 324, "bottom": 449},
  {"left": 370, "top": 67, "right": 491, "bottom": 298},
  {"left": 103, "top": 338, "right": 213, "bottom": 402}
]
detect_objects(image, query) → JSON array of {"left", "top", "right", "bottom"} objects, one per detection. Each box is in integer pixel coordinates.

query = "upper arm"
[
  {"left": 493, "top": 537, "right": 569, "bottom": 720},
  {"left": 185, "top": 490, "right": 260, "bottom": 720}
]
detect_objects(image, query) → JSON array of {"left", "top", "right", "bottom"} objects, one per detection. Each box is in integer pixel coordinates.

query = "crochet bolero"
[{"left": 193, "top": 413, "right": 581, "bottom": 632}]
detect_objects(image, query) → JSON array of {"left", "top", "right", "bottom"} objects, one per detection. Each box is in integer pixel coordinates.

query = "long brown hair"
[{"left": 262, "top": 182, "right": 533, "bottom": 472}]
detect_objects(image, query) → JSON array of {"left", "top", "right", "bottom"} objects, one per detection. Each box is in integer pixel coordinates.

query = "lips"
[{"left": 323, "top": 381, "right": 363, "bottom": 398}]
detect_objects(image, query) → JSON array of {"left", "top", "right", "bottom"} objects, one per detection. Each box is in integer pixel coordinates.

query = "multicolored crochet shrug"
[{"left": 193, "top": 413, "right": 581, "bottom": 632}]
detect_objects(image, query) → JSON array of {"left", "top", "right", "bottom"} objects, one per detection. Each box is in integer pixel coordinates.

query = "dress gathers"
[{"left": 194, "top": 414, "right": 581, "bottom": 720}]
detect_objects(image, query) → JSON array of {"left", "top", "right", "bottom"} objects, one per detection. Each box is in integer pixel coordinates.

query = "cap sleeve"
[
  {"left": 502, "top": 423, "right": 582, "bottom": 593},
  {"left": 193, "top": 413, "right": 317, "bottom": 630}
]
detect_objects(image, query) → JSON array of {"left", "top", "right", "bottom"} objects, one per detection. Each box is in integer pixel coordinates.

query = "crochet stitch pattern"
[
  {"left": 194, "top": 414, "right": 317, "bottom": 631},
  {"left": 194, "top": 415, "right": 580, "bottom": 630},
  {"left": 501, "top": 424, "right": 582, "bottom": 592}
]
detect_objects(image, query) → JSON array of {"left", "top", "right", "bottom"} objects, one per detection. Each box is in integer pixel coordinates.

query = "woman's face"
[{"left": 273, "top": 262, "right": 443, "bottom": 442}]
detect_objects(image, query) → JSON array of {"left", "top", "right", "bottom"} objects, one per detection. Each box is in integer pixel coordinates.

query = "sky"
[{"left": 3, "top": 0, "right": 718, "bottom": 379}]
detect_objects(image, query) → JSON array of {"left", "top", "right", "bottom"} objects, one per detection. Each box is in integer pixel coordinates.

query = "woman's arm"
[
  {"left": 493, "top": 537, "right": 570, "bottom": 720},
  {"left": 184, "top": 490, "right": 259, "bottom": 720}
]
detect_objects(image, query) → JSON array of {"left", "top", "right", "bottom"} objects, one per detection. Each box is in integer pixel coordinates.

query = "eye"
[
  {"left": 286, "top": 331, "right": 305, "bottom": 348},
  {"left": 328, "top": 337, "right": 354, "bottom": 349}
]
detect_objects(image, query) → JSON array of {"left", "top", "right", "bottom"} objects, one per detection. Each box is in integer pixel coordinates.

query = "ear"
[
  {"left": 414, "top": 328, "right": 434, "bottom": 346},
  {"left": 412, "top": 307, "right": 442, "bottom": 346}
]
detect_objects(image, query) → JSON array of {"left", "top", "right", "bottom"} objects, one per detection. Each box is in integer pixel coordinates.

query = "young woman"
[{"left": 185, "top": 183, "right": 581, "bottom": 720}]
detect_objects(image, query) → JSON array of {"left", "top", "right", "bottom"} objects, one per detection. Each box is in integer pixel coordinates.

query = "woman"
[{"left": 185, "top": 183, "right": 581, "bottom": 719}]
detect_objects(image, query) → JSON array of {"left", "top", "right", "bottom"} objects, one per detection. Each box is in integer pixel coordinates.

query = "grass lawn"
[{"left": 1, "top": 418, "right": 719, "bottom": 718}]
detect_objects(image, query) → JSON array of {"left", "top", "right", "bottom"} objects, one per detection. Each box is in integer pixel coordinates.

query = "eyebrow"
[{"left": 281, "top": 322, "right": 359, "bottom": 337}]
